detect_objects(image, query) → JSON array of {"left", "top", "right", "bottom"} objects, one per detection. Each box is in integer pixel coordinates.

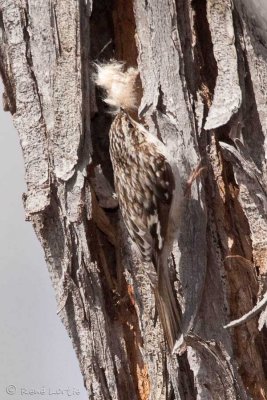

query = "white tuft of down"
[{"left": 94, "top": 61, "right": 138, "bottom": 111}]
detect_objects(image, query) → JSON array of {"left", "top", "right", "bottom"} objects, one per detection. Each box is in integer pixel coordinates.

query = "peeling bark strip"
[
  {"left": 1, "top": 0, "right": 267, "bottom": 398},
  {"left": 0, "top": 1, "right": 49, "bottom": 214},
  {"left": 204, "top": 0, "right": 242, "bottom": 129}
]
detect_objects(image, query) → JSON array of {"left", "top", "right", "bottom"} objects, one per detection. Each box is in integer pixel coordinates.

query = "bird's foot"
[{"left": 184, "top": 160, "right": 206, "bottom": 197}]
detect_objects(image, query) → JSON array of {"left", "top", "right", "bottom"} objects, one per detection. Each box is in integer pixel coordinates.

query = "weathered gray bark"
[{"left": 1, "top": 0, "right": 267, "bottom": 398}]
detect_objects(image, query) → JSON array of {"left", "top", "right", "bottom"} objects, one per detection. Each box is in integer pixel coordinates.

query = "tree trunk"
[{"left": 1, "top": 0, "right": 267, "bottom": 398}]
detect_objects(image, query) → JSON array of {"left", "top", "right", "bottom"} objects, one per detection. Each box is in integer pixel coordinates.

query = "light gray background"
[{"left": 0, "top": 85, "right": 87, "bottom": 400}]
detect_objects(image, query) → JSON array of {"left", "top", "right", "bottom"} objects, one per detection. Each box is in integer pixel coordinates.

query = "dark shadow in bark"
[
  {"left": 191, "top": 0, "right": 217, "bottom": 113},
  {"left": 232, "top": 6, "right": 265, "bottom": 172},
  {"left": 175, "top": 0, "right": 197, "bottom": 100}
]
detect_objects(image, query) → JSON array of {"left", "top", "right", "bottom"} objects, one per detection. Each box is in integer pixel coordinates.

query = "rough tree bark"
[{"left": 1, "top": 0, "right": 267, "bottom": 399}]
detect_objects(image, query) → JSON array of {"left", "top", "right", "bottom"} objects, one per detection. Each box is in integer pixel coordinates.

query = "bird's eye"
[{"left": 128, "top": 122, "right": 133, "bottom": 129}]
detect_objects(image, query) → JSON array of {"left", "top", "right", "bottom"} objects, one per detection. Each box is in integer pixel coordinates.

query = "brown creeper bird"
[{"left": 94, "top": 61, "right": 183, "bottom": 351}]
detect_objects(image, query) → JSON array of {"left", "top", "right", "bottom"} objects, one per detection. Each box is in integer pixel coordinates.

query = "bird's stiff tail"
[
  {"left": 93, "top": 61, "right": 138, "bottom": 111},
  {"left": 153, "top": 259, "right": 182, "bottom": 352}
]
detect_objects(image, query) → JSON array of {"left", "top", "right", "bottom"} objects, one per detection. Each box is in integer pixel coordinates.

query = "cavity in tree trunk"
[{"left": 0, "top": 0, "right": 267, "bottom": 399}]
